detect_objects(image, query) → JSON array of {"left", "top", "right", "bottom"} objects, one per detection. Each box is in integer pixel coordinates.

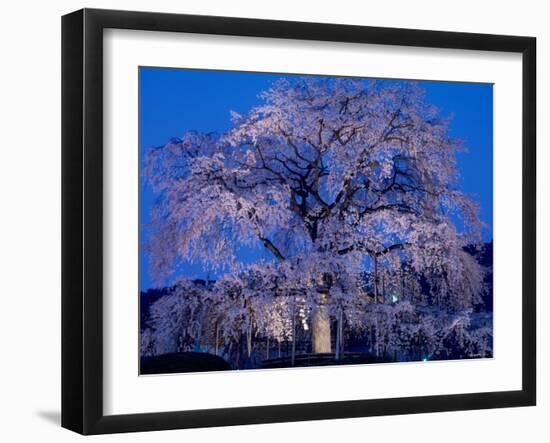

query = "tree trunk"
[
  {"left": 215, "top": 322, "right": 219, "bottom": 356},
  {"left": 401, "top": 268, "right": 405, "bottom": 301},
  {"left": 246, "top": 322, "right": 252, "bottom": 358},
  {"left": 291, "top": 309, "right": 296, "bottom": 366},
  {"left": 311, "top": 293, "right": 331, "bottom": 354},
  {"left": 335, "top": 310, "right": 341, "bottom": 360},
  {"left": 374, "top": 255, "right": 379, "bottom": 303},
  {"left": 338, "top": 308, "right": 344, "bottom": 357}
]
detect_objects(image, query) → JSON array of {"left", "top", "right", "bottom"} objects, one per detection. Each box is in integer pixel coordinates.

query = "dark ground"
[{"left": 140, "top": 352, "right": 231, "bottom": 375}]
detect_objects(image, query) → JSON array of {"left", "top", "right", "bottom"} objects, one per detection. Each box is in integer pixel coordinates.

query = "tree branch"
[
  {"left": 338, "top": 242, "right": 407, "bottom": 257},
  {"left": 258, "top": 235, "right": 285, "bottom": 262}
]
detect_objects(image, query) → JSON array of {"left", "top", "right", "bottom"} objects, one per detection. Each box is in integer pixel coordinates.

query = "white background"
[{"left": 0, "top": 0, "right": 547, "bottom": 441}]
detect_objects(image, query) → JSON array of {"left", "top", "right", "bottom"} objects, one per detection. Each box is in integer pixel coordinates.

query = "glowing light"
[
  {"left": 391, "top": 294, "right": 399, "bottom": 303},
  {"left": 422, "top": 357, "right": 428, "bottom": 362}
]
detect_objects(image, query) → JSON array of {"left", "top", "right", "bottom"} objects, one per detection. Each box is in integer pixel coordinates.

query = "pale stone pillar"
[{"left": 311, "top": 293, "right": 331, "bottom": 354}]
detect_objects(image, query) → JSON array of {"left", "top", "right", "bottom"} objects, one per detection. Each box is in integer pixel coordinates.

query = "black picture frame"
[{"left": 62, "top": 8, "right": 536, "bottom": 435}]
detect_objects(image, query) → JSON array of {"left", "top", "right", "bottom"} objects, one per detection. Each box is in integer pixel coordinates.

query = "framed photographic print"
[{"left": 62, "top": 8, "right": 536, "bottom": 435}]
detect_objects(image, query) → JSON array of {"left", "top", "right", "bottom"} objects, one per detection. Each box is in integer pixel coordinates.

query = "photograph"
[{"left": 138, "top": 68, "right": 494, "bottom": 375}]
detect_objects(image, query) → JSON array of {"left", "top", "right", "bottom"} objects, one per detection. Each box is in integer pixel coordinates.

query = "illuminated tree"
[{"left": 143, "top": 77, "right": 486, "bottom": 356}]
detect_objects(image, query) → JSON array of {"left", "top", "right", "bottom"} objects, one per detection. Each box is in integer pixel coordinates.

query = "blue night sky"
[{"left": 139, "top": 67, "right": 493, "bottom": 291}]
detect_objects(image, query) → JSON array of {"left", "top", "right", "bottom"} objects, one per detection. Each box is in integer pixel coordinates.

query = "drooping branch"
[{"left": 258, "top": 236, "right": 285, "bottom": 262}]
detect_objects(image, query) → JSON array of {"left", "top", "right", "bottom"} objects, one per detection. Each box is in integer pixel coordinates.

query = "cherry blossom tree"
[{"left": 143, "top": 76, "right": 487, "bottom": 359}]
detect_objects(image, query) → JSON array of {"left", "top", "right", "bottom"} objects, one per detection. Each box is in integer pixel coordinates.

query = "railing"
[{"left": 260, "top": 351, "right": 384, "bottom": 368}]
